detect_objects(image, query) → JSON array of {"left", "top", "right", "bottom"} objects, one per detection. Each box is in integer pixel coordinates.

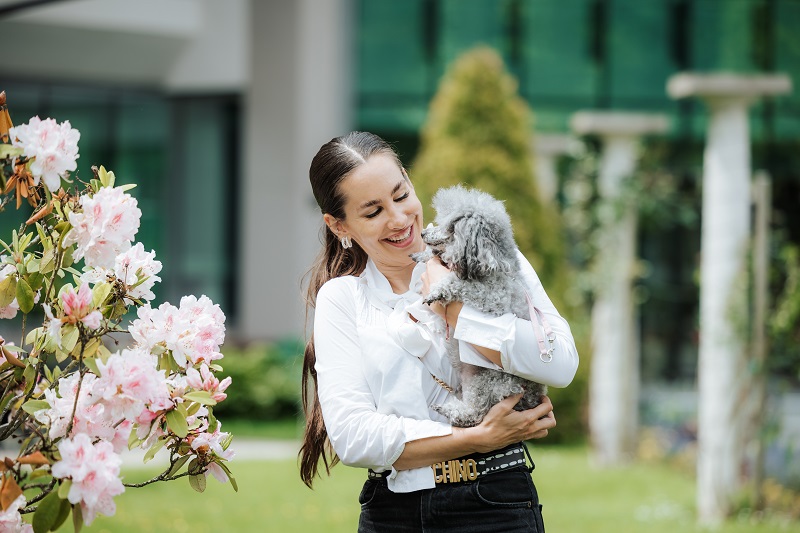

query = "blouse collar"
[{"left": 361, "top": 259, "right": 426, "bottom": 309}]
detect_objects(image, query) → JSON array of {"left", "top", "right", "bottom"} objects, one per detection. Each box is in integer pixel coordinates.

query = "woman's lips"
[{"left": 383, "top": 224, "right": 415, "bottom": 248}]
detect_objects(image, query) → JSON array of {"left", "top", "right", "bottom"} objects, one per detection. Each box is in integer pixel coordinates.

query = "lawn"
[{"left": 81, "top": 445, "right": 794, "bottom": 533}]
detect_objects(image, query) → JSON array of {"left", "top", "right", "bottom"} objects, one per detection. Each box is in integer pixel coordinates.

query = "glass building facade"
[{"left": 1, "top": 81, "right": 240, "bottom": 320}]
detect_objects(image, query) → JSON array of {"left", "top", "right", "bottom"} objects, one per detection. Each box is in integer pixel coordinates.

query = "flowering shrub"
[{"left": 0, "top": 110, "right": 235, "bottom": 532}]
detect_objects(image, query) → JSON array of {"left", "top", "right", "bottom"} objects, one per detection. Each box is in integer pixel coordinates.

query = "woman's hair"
[{"left": 300, "top": 131, "right": 403, "bottom": 488}]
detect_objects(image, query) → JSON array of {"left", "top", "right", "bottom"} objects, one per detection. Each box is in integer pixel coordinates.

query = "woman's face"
[{"left": 325, "top": 153, "right": 425, "bottom": 271}]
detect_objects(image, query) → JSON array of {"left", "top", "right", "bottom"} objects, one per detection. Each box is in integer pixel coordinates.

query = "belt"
[{"left": 368, "top": 443, "right": 533, "bottom": 485}]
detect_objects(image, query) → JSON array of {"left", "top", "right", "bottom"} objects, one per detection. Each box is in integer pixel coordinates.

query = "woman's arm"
[
  {"left": 315, "top": 279, "right": 452, "bottom": 470},
  {"left": 393, "top": 395, "right": 556, "bottom": 471},
  {"left": 423, "top": 253, "right": 579, "bottom": 388}
]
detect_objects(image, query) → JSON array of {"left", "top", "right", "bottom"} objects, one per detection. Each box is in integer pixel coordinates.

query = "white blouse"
[{"left": 313, "top": 249, "right": 579, "bottom": 493}]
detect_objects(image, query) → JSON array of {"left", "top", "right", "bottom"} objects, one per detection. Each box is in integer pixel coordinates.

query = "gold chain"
[{"left": 430, "top": 373, "right": 455, "bottom": 394}]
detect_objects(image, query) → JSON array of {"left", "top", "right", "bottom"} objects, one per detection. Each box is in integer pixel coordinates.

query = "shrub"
[{"left": 215, "top": 338, "right": 303, "bottom": 420}]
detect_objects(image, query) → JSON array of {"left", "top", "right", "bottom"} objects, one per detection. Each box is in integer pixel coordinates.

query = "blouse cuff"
[{"left": 452, "top": 304, "right": 515, "bottom": 352}]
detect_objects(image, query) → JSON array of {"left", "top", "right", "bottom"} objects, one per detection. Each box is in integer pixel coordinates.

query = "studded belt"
[{"left": 368, "top": 443, "right": 532, "bottom": 485}]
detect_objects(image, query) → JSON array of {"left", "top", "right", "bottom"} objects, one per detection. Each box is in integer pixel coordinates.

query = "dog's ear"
[{"left": 446, "top": 215, "right": 509, "bottom": 280}]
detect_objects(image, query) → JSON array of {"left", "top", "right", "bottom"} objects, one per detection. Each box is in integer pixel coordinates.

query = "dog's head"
[{"left": 422, "top": 185, "right": 519, "bottom": 281}]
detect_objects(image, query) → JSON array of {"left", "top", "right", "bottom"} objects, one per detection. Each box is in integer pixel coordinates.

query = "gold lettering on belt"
[{"left": 431, "top": 458, "right": 479, "bottom": 483}]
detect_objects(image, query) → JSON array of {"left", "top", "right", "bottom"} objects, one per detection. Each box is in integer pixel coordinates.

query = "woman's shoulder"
[{"left": 317, "top": 274, "right": 363, "bottom": 304}]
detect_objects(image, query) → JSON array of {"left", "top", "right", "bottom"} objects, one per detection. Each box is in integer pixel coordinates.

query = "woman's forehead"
[{"left": 340, "top": 154, "right": 405, "bottom": 206}]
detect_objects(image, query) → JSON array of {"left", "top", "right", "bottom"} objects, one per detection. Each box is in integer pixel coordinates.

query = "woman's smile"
[{"left": 383, "top": 224, "right": 415, "bottom": 248}]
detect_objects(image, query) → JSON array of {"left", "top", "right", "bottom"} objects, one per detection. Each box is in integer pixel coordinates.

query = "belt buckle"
[{"left": 431, "top": 458, "right": 479, "bottom": 484}]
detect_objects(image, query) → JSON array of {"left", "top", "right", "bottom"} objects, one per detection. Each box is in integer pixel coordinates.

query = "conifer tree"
[{"left": 412, "top": 46, "right": 569, "bottom": 310}]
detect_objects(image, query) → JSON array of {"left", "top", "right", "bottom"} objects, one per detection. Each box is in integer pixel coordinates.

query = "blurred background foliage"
[{"left": 215, "top": 339, "right": 303, "bottom": 421}]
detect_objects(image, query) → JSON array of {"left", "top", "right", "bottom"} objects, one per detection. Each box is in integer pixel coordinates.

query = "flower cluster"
[
  {"left": 130, "top": 295, "right": 226, "bottom": 368},
  {"left": 0, "top": 495, "right": 33, "bottom": 533},
  {"left": 51, "top": 434, "right": 125, "bottom": 526},
  {"left": 0, "top": 116, "right": 236, "bottom": 530},
  {"left": 64, "top": 185, "right": 142, "bottom": 269},
  {"left": 82, "top": 242, "right": 162, "bottom": 304},
  {"left": 8, "top": 116, "right": 80, "bottom": 191}
]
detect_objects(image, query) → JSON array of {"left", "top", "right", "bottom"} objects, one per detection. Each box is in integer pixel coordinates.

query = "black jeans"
[{"left": 357, "top": 466, "right": 545, "bottom": 533}]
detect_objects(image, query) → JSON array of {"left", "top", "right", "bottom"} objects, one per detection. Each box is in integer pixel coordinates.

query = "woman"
[{"left": 300, "top": 131, "right": 579, "bottom": 532}]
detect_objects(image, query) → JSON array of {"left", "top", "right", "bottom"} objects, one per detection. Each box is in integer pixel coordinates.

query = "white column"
[
  {"left": 570, "top": 111, "right": 668, "bottom": 467},
  {"left": 240, "top": 0, "right": 353, "bottom": 339},
  {"left": 531, "top": 134, "right": 581, "bottom": 203},
  {"left": 667, "top": 72, "right": 792, "bottom": 525}
]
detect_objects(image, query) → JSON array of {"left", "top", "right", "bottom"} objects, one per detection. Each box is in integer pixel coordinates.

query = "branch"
[{"left": 19, "top": 478, "right": 56, "bottom": 514}]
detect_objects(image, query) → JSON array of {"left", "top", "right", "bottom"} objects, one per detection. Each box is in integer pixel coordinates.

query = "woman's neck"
[{"left": 375, "top": 260, "right": 416, "bottom": 294}]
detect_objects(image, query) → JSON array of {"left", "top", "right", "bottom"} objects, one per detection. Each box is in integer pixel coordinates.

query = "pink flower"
[
  {"left": 0, "top": 495, "right": 33, "bottom": 533},
  {"left": 93, "top": 348, "right": 170, "bottom": 420},
  {"left": 82, "top": 243, "right": 162, "bottom": 305},
  {"left": 60, "top": 283, "right": 102, "bottom": 330},
  {"left": 130, "top": 295, "right": 226, "bottom": 368},
  {"left": 9, "top": 116, "right": 80, "bottom": 192},
  {"left": 51, "top": 433, "right": 124, "bottom": 526},
  {"left": 190, "top": 424, "right": 234, "bottom": 483},
  {"left": 186, "top": 364, "right": 231, "bottom": 403},
  {"left": 35, "top": 373, "right": 112, "bottom": 441},
  {"left": 65, "top": 187, "right": 141, "bottom": 269}
]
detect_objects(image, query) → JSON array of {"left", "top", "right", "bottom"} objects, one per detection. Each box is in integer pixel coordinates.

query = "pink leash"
[{"left": 524, "top": 290, "right": 556, "bottom": 363}]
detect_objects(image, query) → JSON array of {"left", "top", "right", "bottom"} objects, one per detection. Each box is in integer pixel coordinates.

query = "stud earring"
[{"left": 340, "top": 235, "right": 352, "bottom": 249}]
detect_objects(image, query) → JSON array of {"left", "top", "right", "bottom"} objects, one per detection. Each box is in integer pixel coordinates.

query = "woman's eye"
[
  {"left": 365, "top": 208, "right": 381, "bottom": 219},
  {"left": 395, "top": 192, "right": 409, "bottom": 202}
]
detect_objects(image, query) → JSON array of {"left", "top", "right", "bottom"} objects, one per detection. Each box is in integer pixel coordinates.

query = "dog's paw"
[{"left": 410, "top": 249, "right": 433, "bottom": 263}]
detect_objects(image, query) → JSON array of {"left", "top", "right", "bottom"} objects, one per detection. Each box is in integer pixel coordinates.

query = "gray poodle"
[{"left": 412, "top": 185, "right": 547, "bottom": 427}]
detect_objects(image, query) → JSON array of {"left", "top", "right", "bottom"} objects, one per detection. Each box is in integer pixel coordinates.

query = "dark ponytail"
[{"left": 300, "top": 132, "right": 402, "bottom": 488}]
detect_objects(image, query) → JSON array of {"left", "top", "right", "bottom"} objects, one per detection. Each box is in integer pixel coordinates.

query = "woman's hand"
[
  {"left": 420, "top": 257, "right": 458, "bottom": 321},
  {"left": 465, "top": 395, "right": 556, "bottom": 454}
]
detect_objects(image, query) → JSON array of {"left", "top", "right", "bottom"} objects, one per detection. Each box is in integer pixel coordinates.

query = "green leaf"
[
  {"left": 27, "top": 271, "right": 44, "bottom": 291},
  {"left": 0, "top": 144, "right": 24, "bottom": 158},
  {"left": 183, "top": 391, "right": 217, "bottom": 406},
  {"left": 0, "top": 275, "right": 17, "bottom": 307},
  {"left": 58, "top": 479, "right": 72, "bottom": 499},
  {"left": 188, "top": 473, "right": 207, "bottom": 493},
  {"left": 166, "top": 455, "right": 191, "bottom": 478},
  {"left": 2, "top": 344, "right": 24, "bottom": 353},
  {"left": 60, "top": 324, "right": 79, "bottom": 352},
  {"left": 21, "top": 399, "right": 50, "bottom": 415},
  {"left": 16, "top": 277, "right": 35, "bottom": 313},
  {"left": 32, "top": 488, "right": 61, "bottom": 533},
  {"left": 98, "top": 166, "right": 109, "bottom": 187},
  {"left": 82, "top": 356, "right": 100, "bottom": 376},
  {"left": 39, "top": 248, "right": 56, "bottom": 274},
  {"left": 165, "top": 409, "right": 188, "bottom": 439},
  {"left": 118, "top": 183, "right": 137, "bottom": 192},
  {"left": 91, "top": 282, "right": 112, "bottom": 308},
  {"left": 52, "top": 498, "right": 72, "bottom": 532},
  {"left": 61, "top": 245, "right": 74, "bottom": 269},
  {"left": 215, "top": 460, "right": 238, "bottom": 492},
  {"left": 23, "top": 364, "right": 37, "bottom": 394},
  {"left": 142, "top": 436, "right": 168, "bottom": 463},
  {"left": 127, "top": 430, "right": 142, "bottom": 450},
  {"left": 25, "top": 327, "right": 43, "bottom": 346},
  {"left": 72, "top": 503, "right": 83, "bottom": 533}
]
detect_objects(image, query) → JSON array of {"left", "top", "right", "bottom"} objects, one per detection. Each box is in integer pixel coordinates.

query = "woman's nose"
[{"left": 387, "top": 205, "right": 407, "bottom": 229}]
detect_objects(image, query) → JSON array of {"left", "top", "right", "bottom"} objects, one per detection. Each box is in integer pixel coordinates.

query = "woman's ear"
[{"left": 323, "top": 213, "right": 345, "bottom": 238}]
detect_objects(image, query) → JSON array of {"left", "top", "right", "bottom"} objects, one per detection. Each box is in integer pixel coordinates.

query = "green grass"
[
  {"left": 77, "top": 446, "right": 793, "bottom": 533},
  {"left": 220, "top": 418, "right": 303, "bottom": 440}
]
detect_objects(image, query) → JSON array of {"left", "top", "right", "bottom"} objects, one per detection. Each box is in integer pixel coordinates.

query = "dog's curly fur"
[{"left": 412, "top": 185, "right": 547, "bottom": 427}]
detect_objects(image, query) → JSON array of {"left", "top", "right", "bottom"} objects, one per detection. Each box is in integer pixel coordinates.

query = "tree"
[{"left": 411, "top": 46, "right": 586, "bottom": 442}]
